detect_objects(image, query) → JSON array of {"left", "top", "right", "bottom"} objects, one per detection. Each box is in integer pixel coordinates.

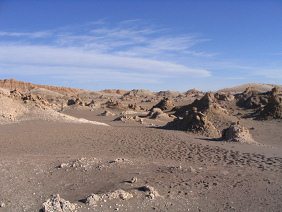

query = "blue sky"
[{"left": 0, "top": 0, "right": 281, "bottom": 91}]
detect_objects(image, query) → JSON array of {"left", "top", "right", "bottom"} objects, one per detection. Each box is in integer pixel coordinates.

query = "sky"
[{"left": 0, "top": 0, "right": 281, "bottom": 91}]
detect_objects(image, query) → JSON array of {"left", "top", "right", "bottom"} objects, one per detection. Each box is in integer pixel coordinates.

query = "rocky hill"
[
  {"left": 218, "top": 83, "right": 282, "bottom": 93},
  {"left": 0, "top": 79, "right": 85, "bottom": 95}
]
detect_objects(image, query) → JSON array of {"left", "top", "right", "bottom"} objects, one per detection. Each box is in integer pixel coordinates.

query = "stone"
[{"left": 42, "top": 194, "right": 76, "bottom": 212}]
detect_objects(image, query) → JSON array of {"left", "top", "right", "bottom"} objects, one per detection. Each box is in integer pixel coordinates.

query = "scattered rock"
[
  {"left": 114, "top": 114, "right": 143, "bottom": 123},
  {"left": 85, "top": 100, "right": 98, "bottom": 108},
  {"left": 151, "top": 97, "right": 175, "bottom": 111},
  {"left": 59, "top": 163, "right": 68, "bottom": 168},
  {"left": 148, "top": 108, "right": 173, "bottom": 121},
  {"left": 138, "top": 185, "right": 160, "bottom": 199},
  {"left": 86, "top": 190, "right": 133, "bottom": 207},
  {"left": 189, "top": 166, "right": 197, "bottom": 173},
  {"left": 100, "top": 110, "right": 116, "bottom": 116},
  {"left": 59, "top": 158, "right": 99, "bottom": 170},
  {"left": 214, "top": 92, "right": 234, "bottom": 102},
  {"left": 42, "top": 194, "right": 76, "bottom": 212},
  {"left": 168, "top": 92, "right": 237, "bottom": 137},
  {"left": 85, "top": 194, "right": 101, "bottom": 207},
  {"left": 129, "top": 177, "right": 138, "bottom": 184},
  {"left": 105, "top": 189, "right": 133, "bottom": 200},
  {"left": 157, "top": 90, "right": 181, "bottom": 98},
  {"left": 149, "top": 108, "right": 163, "bottom": 118},
  {"left": 184, "top": 89, "right": 203, "bottom": 97},
  {"left": 235, "top": 87, "right": 269, "bottom": 109},
  {"left": 0, "top": 202, "right": 5, "bottom": 208},
  {"left": 67, "top": 98, "right": 84, "bottom": 106},
  {"left": 104, "top": 100, "right": 126, "bottom": 110},
  {"left": 109, "top": 158, "right": 132, "bottom": 164},
  {"left": 128, "top": 103, "right": 143, "bottom": 111},
  {"left": 123, "top": 89, "right": 154, "bottom": 98}
]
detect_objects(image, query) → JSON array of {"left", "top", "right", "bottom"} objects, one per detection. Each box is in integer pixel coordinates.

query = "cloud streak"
[
  {"left": 0, "top": 21, "right": 214, "bottom": 89},
  {"left": 0, "top": 44, "right": 210, "bottom": 76}
]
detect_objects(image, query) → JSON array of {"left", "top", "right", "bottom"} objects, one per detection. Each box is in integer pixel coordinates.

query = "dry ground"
[{"left": 0, "top": 108, "right": 281, "bottom": 211}]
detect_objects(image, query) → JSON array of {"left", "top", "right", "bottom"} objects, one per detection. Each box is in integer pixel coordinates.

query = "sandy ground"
[{"left": 0, "top": 107, "right": 281, "bottom": 211}]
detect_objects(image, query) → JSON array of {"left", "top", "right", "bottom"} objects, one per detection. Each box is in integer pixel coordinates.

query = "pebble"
[{"left": 0, "top": 202, "right": 5, "bottom": 208}]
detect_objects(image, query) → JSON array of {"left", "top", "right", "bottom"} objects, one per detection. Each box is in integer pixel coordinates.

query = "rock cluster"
[
  {"left": 104, "top": 99, "right": 126, "bottom": 110},
  {"left": 86, "top": 189, "right": 133, "bottom": 207},
  {"left": 138, "top": 185, "right": 161, "bottom": 199},
  {"left": 167, "top": 107, "right": 220, "bottom": 137},
  {"left": 114, "top": 114, "right": 144, "bottom": 124},
  {"left": 235, "top": 87, "right": 269, "bottom": 109},
  {"left": 214, "top": 92, "right": 234, "bottom": 102},
  {"left": 151, "top": 97, "right": 175, "bottom": 111},
  {"left": 100, "top": 110, "right": 116, "bottom": 116},
  {"left": 148, "top": 108, "right": 174, "bottom": 121},
  {"left": 256, "top": 87, "right": 282, "bottom": 119},
  {"left": 168, "top": 93, "right": 235, "bottom": 137}
]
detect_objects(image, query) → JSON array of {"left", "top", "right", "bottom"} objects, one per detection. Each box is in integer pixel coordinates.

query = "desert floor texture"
[{"left": 0, "top": 79, "right": 281, "bottom": 212}]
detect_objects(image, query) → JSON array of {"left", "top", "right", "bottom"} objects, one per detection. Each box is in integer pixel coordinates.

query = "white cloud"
[
  {"left": 0, "top": 44, "right": 210, "bottom": 76},
  {"left": 0, "top": 31, "right": 52, "bottom": 38},
  {"left": 253, "top": 69, "right": 282, "bottom": 79},
  {"left": 0, "top": 21, "right": 214, "bottom": 58},
  {"left": 0, "top": 21, "right": 217, "bottom": 89}
]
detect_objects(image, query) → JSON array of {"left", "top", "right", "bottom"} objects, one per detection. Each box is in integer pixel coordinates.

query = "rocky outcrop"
[
  {"left": 151, "top": 98, "right": 175, "bottom": 111},
  {"left": 86, "top": 189, "right": 133, "bottom": 207},
  {"left": 256, "top": 87, "right": 282, "bottom": 119},
  {"left": 235, "top": 87, "right": 269, "bottom": 109},
  {"left": 184, "top": 88, "right": 203, "bottom": 97},
  {"left": 0, "top": 79, "right": 84, "bottom": 95},
  {"left": 104, "top": 99, "right": 126, "bottom": 110},
  {"left": 138, "top": 185, "right": 161, "bottom": 199},
  {"left": 222, "top": 122, "right": 255, "bottom": 143},
  {"left": 101, "top": 89, "right": 128, "bottom": 95},
  {"left": 100, "top": 110, "right": 116, "bottom": 116},
  {"left": 167, "top": 107, "right": 220, "bottom": 137},
  {"left": 42, "top": 194, "right": 76, "bottom": 212},
  {"left": 148, "top": 108, "right": 173, "bottom": 120},
  {"left": 167, "top": 93, "right": 237, "bottom": 137}
]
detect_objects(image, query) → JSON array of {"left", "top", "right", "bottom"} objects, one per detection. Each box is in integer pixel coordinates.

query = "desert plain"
[{"left": 0, "top": 79, "right": 281, "bottom": 212}]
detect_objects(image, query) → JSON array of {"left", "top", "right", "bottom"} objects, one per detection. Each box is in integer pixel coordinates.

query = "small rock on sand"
[
  {"left": 100, "top": 110, "right": 116, "bottom": 116},
  {"left": 86, "top": 189, "right": 133, "bottom": 207},
  {"left": 139, "top": 185, "right": 160, "bottom": 199},
  {"left": 42, "top": 194, "right": 76, "bottom": 212},
  {"left": 0, "top": 202, "right": 5, "bottom": 208},
  {"left": 129, "top": 177, "right": 138, "bottom": 183}
]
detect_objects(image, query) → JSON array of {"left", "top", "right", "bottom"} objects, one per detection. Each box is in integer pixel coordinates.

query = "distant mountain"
[
  {"left": 217, "top": 83, "right": 282, "bottom": 93},
  {"left": 0, "top": 79, "right": 85, "bottom": 95}
]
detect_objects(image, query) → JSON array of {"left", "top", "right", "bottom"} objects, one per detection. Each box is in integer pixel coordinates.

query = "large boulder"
[
  {"left": 222, "top": 122, "right": 255, "bottom": 143},
  {"left": 166, "top": 107, "right": 220, "bottom": 137},
  {"left": 42, "top": 194, "right": 76, "bottom": 212},
  {"left": 151, "top": 97, "right": 175, "bottom": 111}
]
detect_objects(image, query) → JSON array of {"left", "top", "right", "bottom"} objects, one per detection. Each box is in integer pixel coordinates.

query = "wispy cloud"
[
  {"left": 0, "top": 20, "right": 213, "bottom": 89},
  {"left": 253, "top": 69, "right": 282, "bottom": 79},
  {"left": 0, "top": 44, "right": 210, "bottom": 76},
  {"left": 0, "top": 20, "right": 214, "bottom": 57},
  {"left": 0, "top": 31, "right": 52, "bottom": 38}
]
